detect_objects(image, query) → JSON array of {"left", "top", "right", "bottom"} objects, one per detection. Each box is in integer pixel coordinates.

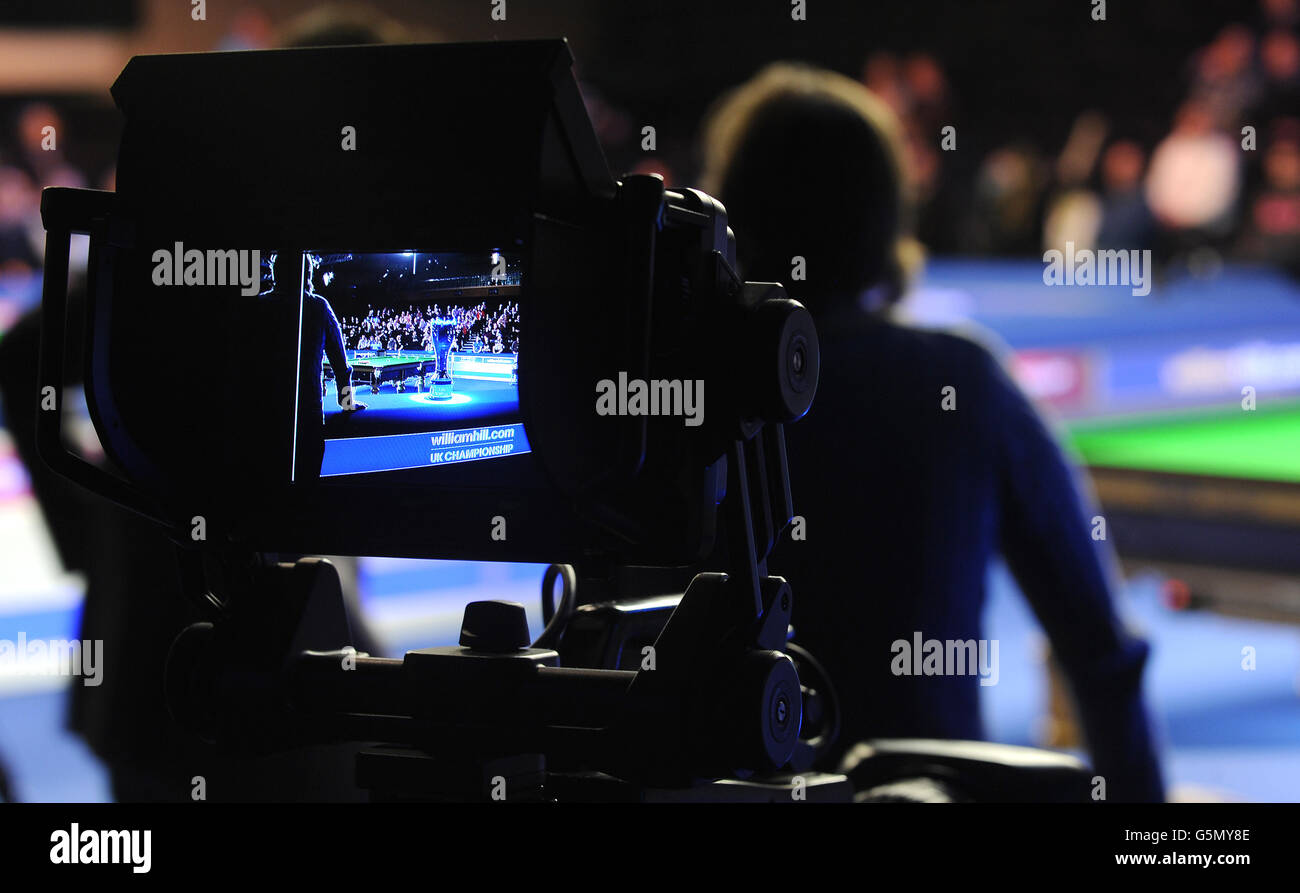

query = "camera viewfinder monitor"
[{"left": 280, "top": 249, "right": 526, "bottom": 482}]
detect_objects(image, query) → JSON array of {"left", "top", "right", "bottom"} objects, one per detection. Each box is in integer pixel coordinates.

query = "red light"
[{"left": 1163, "top": 578, "right": 1192, "bottom": 611}]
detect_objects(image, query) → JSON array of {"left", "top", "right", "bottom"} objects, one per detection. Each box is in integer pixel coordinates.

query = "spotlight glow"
[{"left": 409, "top": 392, "right": 473, "bottom": 406}]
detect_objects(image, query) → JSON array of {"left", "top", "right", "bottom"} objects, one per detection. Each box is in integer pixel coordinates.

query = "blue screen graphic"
[{"left": 291, "top": 250, "right": 526, "bottom": 478}]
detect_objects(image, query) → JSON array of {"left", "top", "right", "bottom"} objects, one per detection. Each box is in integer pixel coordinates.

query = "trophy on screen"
[{"left": 428, "top": 317, "right": 457, "bottom": 399}]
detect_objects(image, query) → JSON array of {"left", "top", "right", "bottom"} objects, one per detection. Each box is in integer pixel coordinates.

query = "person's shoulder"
[
  {"left": 304, "top": 291, "right": 341, "bottom": 316},
  {"left": 840, "top": 311, "right": 1011, "bottom": 379},
  {"left": 902, "top": 319, "right": 1011, "bottom": 374}
]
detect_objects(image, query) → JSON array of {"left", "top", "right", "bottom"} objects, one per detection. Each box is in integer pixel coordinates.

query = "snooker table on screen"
[{"left": 324, "top": 352, "right": 433, "bottom": 394}]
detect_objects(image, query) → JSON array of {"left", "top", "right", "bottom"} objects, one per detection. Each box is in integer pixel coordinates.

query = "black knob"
[
  {"left": 459, "top": 600, "right": 531, "bottom": 652},
  {"left": 716, "top": 649, "right": 802, "bottom": 772},
  {"left": 737, "top": 287, "right": 821, "bottom": 424},
  {"left": 761, "top": 298, "right": 819, "bottom": 423}
]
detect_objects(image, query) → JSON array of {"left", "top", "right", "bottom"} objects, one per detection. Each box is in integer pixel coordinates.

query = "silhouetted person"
[
  {"left": 700, "top": 63, "right": 1164, "bottom": 801},
  {"left": 268, "top": 251, "right": 364, "bottom": 481}
]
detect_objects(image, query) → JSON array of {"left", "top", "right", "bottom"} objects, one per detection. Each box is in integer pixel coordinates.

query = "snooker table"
[
  {"left": 911, "top": 259, "right": 1300, "bottom": 750},
  {"left": 1063, "top": 399, "right": 1300, "bottom": 624},
  {"left": 1041, "top": 401, "right": 1300, "bottom": 750},
  {"left": 912, "top": 259, "right": 1300, "bottom": 624},
  {"left": 324, "top": 352, "right": 434, "bottom": 395}
]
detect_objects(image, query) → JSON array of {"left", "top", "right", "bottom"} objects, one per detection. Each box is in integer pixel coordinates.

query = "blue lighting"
[{"left": 409, "top": 392, "right": 473, "bottom": 406}]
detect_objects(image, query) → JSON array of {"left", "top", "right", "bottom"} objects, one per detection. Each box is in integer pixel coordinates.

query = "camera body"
[
  {"left": 42, "top": 40, "right": 815, "bottom": 567},
  {"left": 33, "top": 39, "right": 1098, "bottom": 802},
  {"left": 39, "top": 39, "right": 830, "bottom": 788}
]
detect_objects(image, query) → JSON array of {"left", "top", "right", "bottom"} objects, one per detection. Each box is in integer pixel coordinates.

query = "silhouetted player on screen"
[
  {"left": 700, "top": 64, "right": 1164, "bottom": 801},
  {"left": 272, "top": 251, "right": 365, "bottom": 480}
]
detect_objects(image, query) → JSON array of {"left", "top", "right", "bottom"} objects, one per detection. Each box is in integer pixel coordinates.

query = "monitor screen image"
[{"left": 284, "top": 249, "right": 526, "bottom": 480}]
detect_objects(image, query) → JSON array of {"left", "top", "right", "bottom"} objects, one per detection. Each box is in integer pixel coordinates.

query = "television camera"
[{"left": 37, "top": 39, "right": 1090, "bottom": 802}]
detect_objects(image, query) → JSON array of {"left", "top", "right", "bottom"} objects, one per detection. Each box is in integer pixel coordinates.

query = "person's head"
[
  {"left": 16, "top": 103, "right": 61, "bottom": 155},
  {"left": 276, "top": 3, "right": 413, "bottom": 48},
  {"left": 1263, "top": 0, "right": 1298, "bottom": 26},
  {"left": 699, "top": 63, "right": 916, "bottom": 317},
  {"left": 269, "top": 251, "right": 309, "bottom": 292},
  {"left": 1200, "top": 25, "right": 1256, "bottom": 81},
  {"left": 1172, "top": 99, "right": 1214, "bottom": 136},
  {"left": 268, "top": 252, "right": 289, "bottom": 289},
  {"left": 1102, "top": 140, "right": 1146, "bottom": 193},
  {"left": 1265, "top": 118, "right": 1300, "bottom": 190},
  {"left": 1261, "top": 29, "right": 1300, "bottom": 82}
]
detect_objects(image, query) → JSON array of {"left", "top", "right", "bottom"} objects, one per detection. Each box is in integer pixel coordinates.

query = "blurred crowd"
[
  {"left": 869, "top": 0, "right": 1300, "bottom": 278},
  {"left": 596, "top": 0, "right": 1300, "bottom": 281},
  {"left": 341, "top": 301, "right": 520, "bottom": 356},
  {"left": 0, "top": 102, "right": 111, "bottom": 279},
  {"left": 2, "top": 0, "right": 1298, "bottom": 295}
]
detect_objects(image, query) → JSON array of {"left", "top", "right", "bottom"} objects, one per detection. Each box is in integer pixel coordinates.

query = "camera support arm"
[
  {"left": 598, "top": 426, "right": 802, "bottom": 786},
  {"left": 725, "top": 423, "right": 794, "bottom": 617}
]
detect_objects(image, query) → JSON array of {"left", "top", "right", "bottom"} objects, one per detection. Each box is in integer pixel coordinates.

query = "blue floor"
[
  {"left": 0, "top": 690, "right": 110, "bottom": 803},
  {"left": 322, "top": 376, "right": 518, "bottom": 430},
  {"left": 983, "top": 562, "right": 1300, "bottom": 800}
]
